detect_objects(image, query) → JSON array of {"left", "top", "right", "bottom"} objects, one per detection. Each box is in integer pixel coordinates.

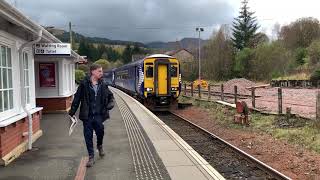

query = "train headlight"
[
  {"left": 171, "top": 87, "right": 178, "bottom": 91},
  {"left": 145, "top": 88, "right": 153, "bottom": 92}
]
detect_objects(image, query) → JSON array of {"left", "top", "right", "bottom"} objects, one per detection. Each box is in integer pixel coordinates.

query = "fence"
[{"left": 182, "top": 83, "right": 320, "bottom": 120}]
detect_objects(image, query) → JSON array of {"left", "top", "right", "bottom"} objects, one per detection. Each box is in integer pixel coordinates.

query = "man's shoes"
[
  {"left": 97, "top": 145, "right": 105, "bottom": 157},
  {"left": 86, "top": 157, "right": 95, "bottom": 167}
]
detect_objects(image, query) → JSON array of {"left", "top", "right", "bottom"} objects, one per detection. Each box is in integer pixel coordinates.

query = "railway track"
[{"left": 155, "top": 112, "right": 291, "bottom": 180}]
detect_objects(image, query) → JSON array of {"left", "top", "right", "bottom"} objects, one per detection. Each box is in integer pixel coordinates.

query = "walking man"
[{"left": 69, "top": 64, "right": 114, "bottom": 167}]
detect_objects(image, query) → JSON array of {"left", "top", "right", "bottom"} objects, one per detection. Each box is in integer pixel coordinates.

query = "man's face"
[{"left": 91, "top": 67, "right": 103, "bottom": 79}]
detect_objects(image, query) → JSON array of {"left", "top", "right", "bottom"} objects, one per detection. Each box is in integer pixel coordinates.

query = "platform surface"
[{"left": 0, "top": 87, "right": 224, "bottom": 180}]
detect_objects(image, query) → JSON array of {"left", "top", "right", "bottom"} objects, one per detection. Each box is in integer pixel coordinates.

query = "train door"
[{"left": 158, "top": 64, "right": 168, "bottom": 95}]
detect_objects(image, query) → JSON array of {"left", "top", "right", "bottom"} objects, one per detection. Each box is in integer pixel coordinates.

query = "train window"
[
  {"left": 170, "top": 66, "right": 178, "bottom": 77},
  {"left": 146, "top": 66, "right": 153, "bottom": 78}
]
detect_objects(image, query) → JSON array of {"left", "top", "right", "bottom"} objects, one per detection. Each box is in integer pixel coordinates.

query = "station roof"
[{"left": 0, "top": 1, "right": 83, "bottom": 61}]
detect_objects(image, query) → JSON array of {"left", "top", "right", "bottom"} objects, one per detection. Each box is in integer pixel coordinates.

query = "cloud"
[{"left": 7, "top": 0, "right": 236, "bottom": 42}]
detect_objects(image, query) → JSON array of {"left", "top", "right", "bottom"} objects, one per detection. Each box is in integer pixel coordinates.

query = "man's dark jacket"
[{"left": 69, "top": 76, "right": 114, "bottom": 121}]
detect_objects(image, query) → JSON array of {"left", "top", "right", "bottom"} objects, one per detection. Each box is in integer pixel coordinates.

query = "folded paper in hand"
[{"left": 68, "top": 115, "right": 78, "bottom": 136}]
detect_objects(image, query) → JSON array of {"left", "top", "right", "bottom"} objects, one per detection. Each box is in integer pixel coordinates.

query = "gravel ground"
[{"left": 172, "top": 106, "right": 320, "bottom": 179}]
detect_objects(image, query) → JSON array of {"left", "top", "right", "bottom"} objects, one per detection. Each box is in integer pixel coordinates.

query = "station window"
[
  {"left": 170, "top": 66, "right": 178, "bottom": 77},
  {"left": 0, "top": 45, "right": 13, "bottom": 113},
  {"left": 23, "top": 52, "right": 30, "bottom": 104},
  {"left": 146, "top": 66, "right": 153, "bottom": 78}
]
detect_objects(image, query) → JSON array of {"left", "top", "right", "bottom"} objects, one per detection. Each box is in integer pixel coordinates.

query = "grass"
[
  {"left": 178, "top": 96, "right": 320, "bottom": 154},
  {"left": 274, "top": 72, "right": 311, "bottom": 80}
]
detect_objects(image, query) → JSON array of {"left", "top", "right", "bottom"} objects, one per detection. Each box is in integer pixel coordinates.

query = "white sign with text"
[{"left": 35, "top": 43, "right": 71, "bottom": 56}]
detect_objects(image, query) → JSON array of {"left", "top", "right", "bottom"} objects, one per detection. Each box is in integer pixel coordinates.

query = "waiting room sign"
[{"left": 35, "top": 43, "right": 71, "bottom": 56}]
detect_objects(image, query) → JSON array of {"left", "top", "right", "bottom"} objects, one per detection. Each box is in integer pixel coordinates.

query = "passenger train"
[{"left": 103, "top": 54, "right": 181, "bottom": 111}]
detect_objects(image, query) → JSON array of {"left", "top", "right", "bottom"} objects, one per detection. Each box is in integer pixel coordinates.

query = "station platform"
[{"left": 0, "top": 87, "right": 224, "bottom": 180}]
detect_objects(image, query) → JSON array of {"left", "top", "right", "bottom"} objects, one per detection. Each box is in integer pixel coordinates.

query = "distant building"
[
  {"left": 165, "top": 49, "right": 196, "bottom": 80},
  {"left": 165, "top": 48, "right": 195, "bottom": 63}
]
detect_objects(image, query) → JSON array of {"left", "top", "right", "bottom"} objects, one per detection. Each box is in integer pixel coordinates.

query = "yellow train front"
[{"left": 110, "top": 54, "right": 181, "bottom": 111}]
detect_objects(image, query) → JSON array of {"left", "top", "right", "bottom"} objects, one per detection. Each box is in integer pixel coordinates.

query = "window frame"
[
  {"left": 170, "top": 65, "right": 178, "bottom": 77},
  {"left": 23, "top": 51, "right": 31, "bottom": 105},
  {"left": 145, "top": 66, "right": 154, "bottom": 78},
  {"left": 0, "top": 45, "right": 14, "bottom": 117}
]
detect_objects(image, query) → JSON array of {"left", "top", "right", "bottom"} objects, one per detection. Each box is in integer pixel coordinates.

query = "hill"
[
  {"left": 45, "top": 27, "right": 145, "bottom": 47},
  {"left": 146, "top": 38, "right": 209, "bottom": 50}
]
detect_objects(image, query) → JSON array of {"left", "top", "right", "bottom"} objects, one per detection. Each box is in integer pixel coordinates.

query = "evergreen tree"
[
  {"left": 88, "top": 44, "right": 99, "bottom": 61},
  {"left": 232, "top": 0, "right": 259, "bottom": 50},
  {"left": 122, "top": 45, "right": 133, "bottom": 64},
  {"left": 97, "top": 44, "right": 107, "bottom": 59},
  {"left": 132, "top": 44, "right": 141, "bottom": 54},
  {"left": 78, "top": 38, "right": 89, "bottom": 57}
]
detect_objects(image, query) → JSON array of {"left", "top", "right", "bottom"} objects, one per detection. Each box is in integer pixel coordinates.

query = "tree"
[
  {"left": 78, "top": 38, "right": 90, "bottom": 57},
  {"left": 111, "top": 60, "right": 124, "bottom": 69},
  {"left": 250, "top": 32, "right": 269, "bottom": 47},
  {"left": 202, "top": 26, "right": 234, "bottom": 80},
  {"left": 122, "top": 45, "right": 133, "bottom": 64},
  {"left": 252, "top": 42, "right": 292, "bottom": 80},
  {"left": 88, "top": 44, "right": 99, "bottom": 61},
  {"left": 77, "top": 64, "right": 89, "bottom": 73},
  {"left": 295, "top": 47, "right": 308, "bottom": 65},
  {"left": 106, "top": 47, "right": 121, "bottom": 62},
  {"left": 94, "top": 59, "right": 110, "bottom": 71},
  {"left": 75, "top": 70, "right": 86, "bottom": 84},
  {"left": 97, "top": 44, "right": 107, "bottom": 59},
  {"left": 231, "top": 0, "right": 259, "bottom": 50},
  {"left": 280, "top": 17, "right": 320, "bottom": 49},
  {"left": 233, "top": 48, "right": 254, "bottom": 78},
  {"left": 308, "top": 40, "right": 320, "bottom": 65}
]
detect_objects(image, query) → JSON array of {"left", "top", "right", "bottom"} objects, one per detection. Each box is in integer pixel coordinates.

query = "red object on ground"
[{"left": 236, "top": 102, "right": 243, "bottom": 113}]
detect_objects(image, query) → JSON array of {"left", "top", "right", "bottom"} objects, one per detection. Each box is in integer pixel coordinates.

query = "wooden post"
[
  {"left": 286, "top": 107, "right": 291, "bottom": 121},
  {"left": 208, "top": 85, "right": 211, "bottom": 100},
  {"left": 184, "top": 83, "right": 187, "bottom": 96},
  {"left": 234, "top": 85, "right": 238, "bottom": 104},
  {"left": 316, "top": 91, "right": 320, "bottom": 121},
  {"left": 251, "top": 87, "right": 256, "bottom": 108},
  {"left": 221, "top": 84, "right": 224, "bottom": 101},
  {"left": 198, "top": 84, "right": 201, "bottom": 99},
  {"left": 191, "top": 83, "right": 194, "bottom": 97},
  {"left": 278, "top": 88, "right": 283, "bottom": 114}
]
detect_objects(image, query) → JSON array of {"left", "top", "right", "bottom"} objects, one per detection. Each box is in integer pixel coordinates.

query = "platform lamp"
[{"left": 196, "top": 27, "right": 204, "bottom": 85}]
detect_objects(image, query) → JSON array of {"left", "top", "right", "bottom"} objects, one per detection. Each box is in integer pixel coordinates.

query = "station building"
[{"left": 0, "top": 1, "right": 82, "bottom": 165}]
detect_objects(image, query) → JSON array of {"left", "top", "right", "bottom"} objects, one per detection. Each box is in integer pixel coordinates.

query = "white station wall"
[{"left": 35, "top": 57, "right": 75, "bottom": 98}]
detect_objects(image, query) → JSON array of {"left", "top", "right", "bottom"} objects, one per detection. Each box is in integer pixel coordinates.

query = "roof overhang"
[{"left": 0, "top": 1, "right": 81, "bottom": 60}]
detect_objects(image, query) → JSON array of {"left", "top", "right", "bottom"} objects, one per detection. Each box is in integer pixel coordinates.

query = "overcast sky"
[{"left": 5, "top": 0, "right": 320, "bottom": 43}]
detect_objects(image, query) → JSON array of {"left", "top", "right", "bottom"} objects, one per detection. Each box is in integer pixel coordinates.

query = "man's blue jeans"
[{"left": 83, "top": 115, "right": 104, "bottom": 158}]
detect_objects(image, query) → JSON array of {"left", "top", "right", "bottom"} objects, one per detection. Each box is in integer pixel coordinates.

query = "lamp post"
[{"left": 196, "top": 27, "right": 204, "bottom": 84}]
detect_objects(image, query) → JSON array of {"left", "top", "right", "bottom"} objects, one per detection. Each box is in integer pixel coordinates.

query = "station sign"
[{"left": 35, "top": 43, "right": 71, "bottom": 56}]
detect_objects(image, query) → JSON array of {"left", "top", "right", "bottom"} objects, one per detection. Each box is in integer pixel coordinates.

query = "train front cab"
[{"left": 143, "top": 57, "right": 180, "bottom": 110}]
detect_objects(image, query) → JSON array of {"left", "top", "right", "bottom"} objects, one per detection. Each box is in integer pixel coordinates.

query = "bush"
[
  {"left": 252, "top": 42, "right": 292, "bottom": 80},
  {"left": 94, "top": 59, "right": 110, "bottom": 71},
  {"left": 75, "top": 69, "right": 86, "bottom": 84},
  {"left": 308, "top": 40, "right": 320, "bottom": 65},
  {"left": 111, "top": 60, "right": 123, "bottom": 68},
  {"left": 77, "top": 64, "right": 89, "bottom": 73},
  {"left": 233, "top": 48, "right": 253, "bottom": 78},
  {"left": 310, "top": 69, "right": 320, "bottom": 82},
  {"left": 295, "top": 47, "right": 308, "bottom": 65}
]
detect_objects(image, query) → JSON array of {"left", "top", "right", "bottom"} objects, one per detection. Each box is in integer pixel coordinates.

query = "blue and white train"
[{"left": 104, "top": 54, "right": 181, "bottom": 111}]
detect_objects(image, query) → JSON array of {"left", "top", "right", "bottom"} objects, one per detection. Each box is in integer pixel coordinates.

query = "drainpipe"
[{"left": 18, "top": 29, "right": 43, "bottom": 150}]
